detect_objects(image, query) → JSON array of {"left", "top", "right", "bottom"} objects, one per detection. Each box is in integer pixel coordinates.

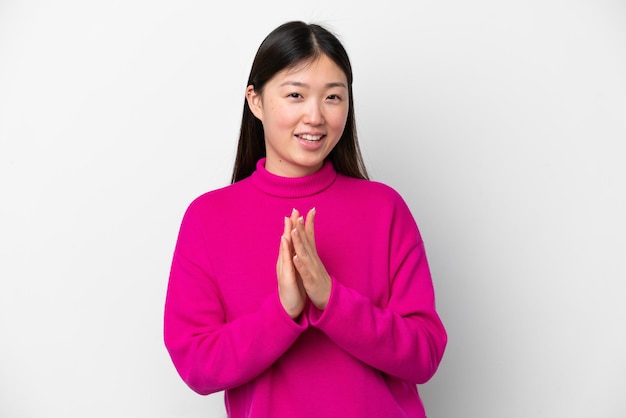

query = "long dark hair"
[{"left": 231, "top": 21, "right": 369, "bottom": 183}]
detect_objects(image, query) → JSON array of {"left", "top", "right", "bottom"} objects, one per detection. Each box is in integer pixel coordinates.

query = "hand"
[
  {"left": 277, "top": 211, "right": 306, "bottom": 319},
  {"left": 291, "top": 208, "right": 332, "bottom": 310}
]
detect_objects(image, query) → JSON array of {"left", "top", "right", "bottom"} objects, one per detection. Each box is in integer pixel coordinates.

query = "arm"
[
  {"left": 297, "top": 202, "right": 447, "bottom": 384},
  {"left": 164, "top": 204, "right": 306, "bottom": 395},
  {"left": 309, "top": 243, "right": 447, "bottom": 384}
]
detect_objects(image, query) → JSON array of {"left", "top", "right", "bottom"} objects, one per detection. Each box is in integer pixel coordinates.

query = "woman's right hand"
[{"left": 277, "top": 211, "right": 306, "bottom": 319}]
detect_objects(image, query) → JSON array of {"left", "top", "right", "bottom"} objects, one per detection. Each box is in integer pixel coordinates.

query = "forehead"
[{"left": 275, "top": 55, "right": 348, "bottom": 84}]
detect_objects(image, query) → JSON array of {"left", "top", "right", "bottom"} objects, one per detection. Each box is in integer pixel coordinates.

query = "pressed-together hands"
[{"left": 277, "top": 208, "right": 332, "bottom": 319}]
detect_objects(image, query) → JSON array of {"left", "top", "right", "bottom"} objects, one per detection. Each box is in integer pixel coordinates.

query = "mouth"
[{"left": 296, "top": 134, "right": 324, "bottom": 142}]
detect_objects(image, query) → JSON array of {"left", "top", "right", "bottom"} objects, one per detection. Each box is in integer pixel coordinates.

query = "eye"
[
  {"left": 327, "top": 94, "right": 342, "bottom": 101},
  {"left": 288, "top": 93, "right": 303, "bottom": 99}
]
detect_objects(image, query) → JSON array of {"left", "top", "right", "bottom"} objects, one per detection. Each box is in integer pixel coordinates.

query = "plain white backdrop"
[{"left": 1, "top": 1, "right": 625, "bottom": 417}]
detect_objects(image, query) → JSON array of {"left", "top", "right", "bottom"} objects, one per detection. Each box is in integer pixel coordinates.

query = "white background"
[{"left": 1, "top": 1, "right": 625, "bottom": 417}]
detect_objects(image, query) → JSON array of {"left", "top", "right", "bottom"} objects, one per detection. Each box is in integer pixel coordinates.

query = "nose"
[{"left": 302, "top": 100, "right": 325, "bottom": 126}]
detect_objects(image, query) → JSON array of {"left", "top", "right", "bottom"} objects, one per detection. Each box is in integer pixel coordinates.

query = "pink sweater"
[{"left": 164, "top": 159, "right": 447, "bottom": 417}]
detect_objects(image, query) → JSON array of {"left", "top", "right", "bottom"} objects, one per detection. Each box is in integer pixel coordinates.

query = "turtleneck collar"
[{"left": 250, "top": 158, "right": 337, "bottom": 198}]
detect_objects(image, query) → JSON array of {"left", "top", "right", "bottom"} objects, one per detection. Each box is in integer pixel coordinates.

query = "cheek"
[
  {"left": 327, "top": 108, "right": 349, "bottom": 132},
  {"left": 267, "top": 104, "right": 299, "bottom": 129}
]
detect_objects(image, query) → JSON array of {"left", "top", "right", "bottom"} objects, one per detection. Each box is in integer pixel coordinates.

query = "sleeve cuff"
[
  {"left": 272, "top": 289, "right": 309, "bottom": 331},
  {"left": 307, "top": 275, "right": 339, "bottom": 328}
]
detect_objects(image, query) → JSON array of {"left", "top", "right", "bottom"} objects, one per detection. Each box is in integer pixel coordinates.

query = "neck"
[{"left": 250, "top": 158, "right": 337, "bottom": 198}]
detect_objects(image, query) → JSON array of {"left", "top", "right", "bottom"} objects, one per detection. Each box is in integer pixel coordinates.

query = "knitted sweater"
[{"left": 164, "top": 158, "right": 447, "bottom": 417}]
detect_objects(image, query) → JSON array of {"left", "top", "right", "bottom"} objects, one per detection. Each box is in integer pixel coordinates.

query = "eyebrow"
[{"left": 279, "top": 81, "right": 348, "bottom": 89}]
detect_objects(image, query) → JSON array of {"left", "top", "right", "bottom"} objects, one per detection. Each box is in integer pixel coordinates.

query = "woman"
[{"left": 164, "top": 21, "right": 447, "bottom": 417}]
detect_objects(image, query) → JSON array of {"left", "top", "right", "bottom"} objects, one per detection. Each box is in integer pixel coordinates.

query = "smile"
[{"left": 297, "top": 134, "right": 324, "bottom": 142}]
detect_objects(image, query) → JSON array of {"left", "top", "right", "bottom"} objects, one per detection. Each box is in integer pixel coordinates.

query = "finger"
[
  {"left": 279, "top": 235, "right": 288, "bottom": 263},
  {"left": 277, "top": 234, "right": 285, "bottom": 270},
  {"left": 290, "top": 208, "right": 300, "bottom": 227},
  {"left": 287, "top": 209, "right": 300, "bottom": 245},
  {"left": 280, "top": 236, "right": 297, "bottom": 277},
  {"left": 293, "top": 209, "right": 315, "bottom": 256},
  {"left": 282, "top": 216, "right": 296, "bottom": 258},
  {"left": 282, "top": 216, "right": 292, "bottom": 240},
  {"left": 305, "top": 207, "right": 316, "bottom": 243},
  {"left": 278, "top": 235, "right": 305, "bottom": 319},
  {"left": 291, "top": 218, "right": 308, "bottom": 257}
]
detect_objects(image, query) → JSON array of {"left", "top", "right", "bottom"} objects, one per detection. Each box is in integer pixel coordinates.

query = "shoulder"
[
  {"left": 184, "top": 178, "right": 254, "bottom": 220},
  {"left": 335, "top": 175, "right": 421, "bottom": 237},
  {"left": 335, "top": 175, "right": 408, "bottom": 208}
]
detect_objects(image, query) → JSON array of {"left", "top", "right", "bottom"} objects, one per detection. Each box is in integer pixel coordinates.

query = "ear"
[{"left": 246, "top": 85, "right": 263, "bottom": 121}]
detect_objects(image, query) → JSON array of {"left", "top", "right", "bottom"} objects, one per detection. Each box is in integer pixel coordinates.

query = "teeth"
[{"left": 300, "top": 134, "right": 323, "bottom": 141}]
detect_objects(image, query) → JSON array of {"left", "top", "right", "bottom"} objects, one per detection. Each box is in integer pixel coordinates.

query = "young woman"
[{"left": 164, "top": 21, "right": 447, "bottom": 417}]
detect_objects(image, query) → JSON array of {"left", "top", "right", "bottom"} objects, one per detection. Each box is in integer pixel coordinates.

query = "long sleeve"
[
  {"left": 164, "top": 201, "right": 307, "bottom": 395},
  {"left": 308, "top": 193, "right": 447, "bottom": 384},
  {"left": 163, "top": 162, "right": 446, "bottom": 417}
]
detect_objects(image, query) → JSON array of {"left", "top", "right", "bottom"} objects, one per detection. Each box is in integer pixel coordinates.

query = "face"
[{"left": 246, "top": 54, "right": 349, "bottom": 177}]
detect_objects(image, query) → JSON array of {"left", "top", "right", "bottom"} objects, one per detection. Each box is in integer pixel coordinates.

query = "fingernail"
[{"left": 298, "top": 216, "right": 304, "bottom": 224}]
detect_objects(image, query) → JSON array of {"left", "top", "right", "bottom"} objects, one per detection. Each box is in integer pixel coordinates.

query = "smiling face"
[{"left": 246, "top": 54, "right": 349, "bottom": 178}]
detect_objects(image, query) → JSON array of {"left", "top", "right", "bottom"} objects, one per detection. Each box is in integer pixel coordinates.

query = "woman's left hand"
[{"left": 291, "top": 208, "right": 332, "bottom": 310}]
